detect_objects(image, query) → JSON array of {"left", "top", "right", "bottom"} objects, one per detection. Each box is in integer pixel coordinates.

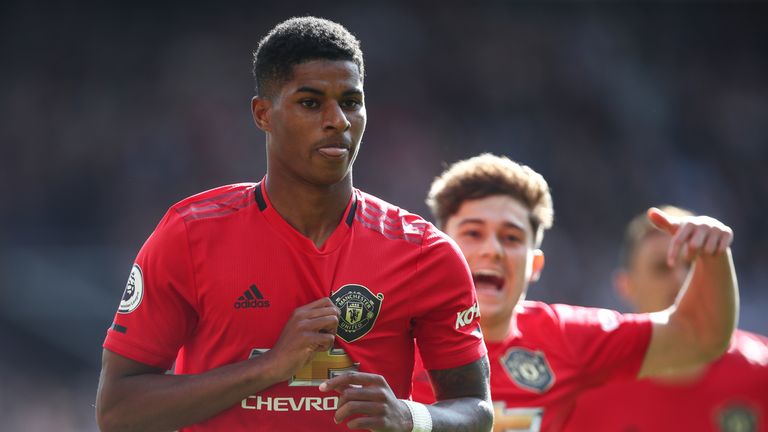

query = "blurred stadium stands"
[{"left": 1, "top": 1, "right": 766, "bottom": 430}]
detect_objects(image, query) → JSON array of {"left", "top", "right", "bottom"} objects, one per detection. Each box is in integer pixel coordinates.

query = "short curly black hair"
[{"left": 253, "top": 16, "right": 365, "bottom": 98}]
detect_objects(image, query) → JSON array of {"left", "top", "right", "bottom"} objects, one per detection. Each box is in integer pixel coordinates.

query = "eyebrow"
[
  {"left": 457, "top": 218, "right": 526, "bottom": 231},
  {"left": 295, "top": 86, "right": 363, "bottom": 97}
]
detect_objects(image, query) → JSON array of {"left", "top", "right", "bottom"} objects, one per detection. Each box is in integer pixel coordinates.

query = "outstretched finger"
[
  {"left": 647, "top": 207, "right": 678, "bottom": 235},
  {"left": 667, "top": 223, "right": 693, "bottom": 267}
]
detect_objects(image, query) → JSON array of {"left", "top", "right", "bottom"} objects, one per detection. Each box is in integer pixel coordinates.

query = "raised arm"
[
  {"left": 96, "top": 297, "right": 339, "bottom": 432},
  {"left": 638, "top": 207, "right": 737, "bottom": 378},
  {"left": 321, "top": 356, "right": 493, "bottom": 431}
]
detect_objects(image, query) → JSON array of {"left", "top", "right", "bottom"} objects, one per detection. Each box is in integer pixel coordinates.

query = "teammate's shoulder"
[
  {"left": 516, "top": 301, "right": 561, "bottom": 324},
  {"left": 519, "top": 300, "right": 591, "bottom": 317},
  {"left": 525, "top": 301, "right": 627, "bottom": 328},
  {"left": 169, "top": 183, "right": 258, "bottom": 222},
  {"left": 354, "top": 189, "right": 438, "bottom": 245}
]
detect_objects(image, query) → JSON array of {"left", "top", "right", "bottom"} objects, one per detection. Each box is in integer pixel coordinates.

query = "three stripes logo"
[{"left": 234, "top": 284, "right": 270, "bottom": 309}]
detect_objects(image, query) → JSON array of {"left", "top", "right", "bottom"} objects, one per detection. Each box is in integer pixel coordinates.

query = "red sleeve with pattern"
[
  {"left": 412, "top": 227, "right": 486, "bottom": 371},
  {"left": 103, "top": 209, "right": 198, "bottom": 370},
  {"left": 552, "top": 304, "right": 652, "bottom": 385}
]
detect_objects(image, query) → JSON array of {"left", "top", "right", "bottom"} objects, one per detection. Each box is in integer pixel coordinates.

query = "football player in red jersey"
[
  {"left": 566, "top": 206, "right": 768, "bottom": 432},
  {"left": 411, "top": 154, "right": 738, "bottom": 431},
  {"left": 96, "top": 17, "right": 492, "bottom": 432}
]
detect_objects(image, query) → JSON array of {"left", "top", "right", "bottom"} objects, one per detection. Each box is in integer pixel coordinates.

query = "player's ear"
[
  {"left": 529, "top": 249, "right": 545, "bottom": 282},
  {"left": 251, "top": 96, "right": 272, "bottom": 132},
  {"left": 613, "top": 269, "right": 634, "bottom": 305}
]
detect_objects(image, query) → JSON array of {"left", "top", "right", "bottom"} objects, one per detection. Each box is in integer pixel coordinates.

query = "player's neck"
[
  {"left": 652, "top": 364, "right": 709, "bottom": 384},
  {"left": 264, "top": 174, "right": 353, "bottom": 248},
  {"left": 480, "top": 313, "right": 518, "bottom": 342}
]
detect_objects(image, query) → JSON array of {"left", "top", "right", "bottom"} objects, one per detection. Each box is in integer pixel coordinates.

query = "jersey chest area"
[
  {"left": 486, "top": 340, "right": 580, "bottom": 431},
  {"left": 184, "top": 221, "right": 419, "bottom": 359}
]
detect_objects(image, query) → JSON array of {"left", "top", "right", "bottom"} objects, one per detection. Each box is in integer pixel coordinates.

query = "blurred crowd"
[{"left": 1, "top": 1, "right": 766, "bottom": 430}]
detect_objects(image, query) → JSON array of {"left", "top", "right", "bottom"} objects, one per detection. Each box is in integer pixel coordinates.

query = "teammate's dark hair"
[{"left": 253, "top": 16, "right": 364, "bottom": 98}]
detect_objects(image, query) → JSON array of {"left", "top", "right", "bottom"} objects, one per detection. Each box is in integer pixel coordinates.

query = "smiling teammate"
[{"left": 96, "top": 17, "right": 492, "bottom": 432}]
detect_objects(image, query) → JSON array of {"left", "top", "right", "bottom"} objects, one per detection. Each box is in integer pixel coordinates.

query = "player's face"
[
  {"left": 621, "top": 233, "right": 690, "bottom": 313},
  {"left": 444, "top": 195, "right": 543, "bottom": 327},
  {"left": 253, "top": 59, "right": 366, "bottom": 187}
]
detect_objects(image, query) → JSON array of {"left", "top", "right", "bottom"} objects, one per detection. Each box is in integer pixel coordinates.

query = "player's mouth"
[
  {"left": 472, "top": 270, "right": 505, "bottom": 293},
  {"left": 317, "top": 137, "right": 352, "bottom": 159},
  {"left": 317, "top": 145, "right": 349, "bottom": 158}
]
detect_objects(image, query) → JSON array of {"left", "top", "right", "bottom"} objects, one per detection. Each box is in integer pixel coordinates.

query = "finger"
[
  {"left": 303, "top": 328, "right": 337, "bottom": 348},
  {"left": 297, "top": 297, "right": 338, "bottom": 313},
  {"left": 302, "top": 314, "right": 339, "bottom": 333},
  {"left": 647, "top": 207, "right": 678, "bottom": 235},
  {"left": 667, "top": 223, "right": 694, "bottom": 266},
  {"left": 338, "top": 385, "right": 388, "bottom": 408},
  {"left": 687, "top": 226, "right": 710, "bottom": 253},
  {"left": 717, "top": 231, "right": 733, "bottom": 254},
  {"left": 335, "top": 400, "right": 385, "bottom": 424},
  {"left": 703, "top": 230, "right": 722, "bottom": 255},
  {"left": 321, "top": 372, "right": 387, "bottom": 393},
  {"left": 297, "top": 305, "right": 341, "bottom": 321}
]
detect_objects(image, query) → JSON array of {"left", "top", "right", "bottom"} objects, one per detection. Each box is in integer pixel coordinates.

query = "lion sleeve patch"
[{"left": 118, "top": 264, "right": 144, "bottom": 314}]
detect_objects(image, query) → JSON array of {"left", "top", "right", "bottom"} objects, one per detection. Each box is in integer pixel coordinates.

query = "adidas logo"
[{"left": 234, "top": 284, "right": 270, "bottom": 309}]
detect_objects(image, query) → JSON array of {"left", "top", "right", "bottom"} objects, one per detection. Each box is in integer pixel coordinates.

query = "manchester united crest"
[
  {"left": 501, "top": 348, "right": 555, "bottom": 393},
  {"left": 331, "top": 284, "right": 383, "bottom": 343},
  {"left": 719, "top": 405, "right": 757, "bottom": 432}
]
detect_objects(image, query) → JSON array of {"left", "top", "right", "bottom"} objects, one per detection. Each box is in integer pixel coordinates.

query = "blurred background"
[{"left": 1, "top": 1, "right": 766, "bottom": 430}]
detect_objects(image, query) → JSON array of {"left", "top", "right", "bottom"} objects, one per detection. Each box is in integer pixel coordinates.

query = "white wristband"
[{"left": 401, "top": 399, "right": 433, "bottom": 432}]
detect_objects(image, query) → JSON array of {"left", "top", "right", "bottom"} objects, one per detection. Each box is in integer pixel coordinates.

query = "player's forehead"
[
  {"left": 449, "top": 195, "right": 533, "bottom": 233},
  {"left": 633, "top": 233, "right": 670, "bottom": 262},
  {"left": 280, "top": 59, "right": 363, "bottom": 95}
]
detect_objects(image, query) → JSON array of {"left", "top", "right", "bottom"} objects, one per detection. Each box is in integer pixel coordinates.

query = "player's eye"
[
  {"left": 341, "top": 99, "right": 363, "bottom": 110},
  {"left": 463, "top": 229, "right": 482, "bottom": 239},
  {"left": 502, "top": 234, "right": 522, "bottom": 244},
  {"left": 300, "top": 99, "right": 320, "bottom": 109}
]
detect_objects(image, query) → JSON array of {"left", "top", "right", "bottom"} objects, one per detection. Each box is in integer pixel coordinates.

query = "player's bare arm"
[
  {"left": 638, "top": 207, "right": 737, "bottom": 378},
  {"left": 427, "top": 356, "right": 493, "bottom": 432},
  {"left": 321, "top": 356, "right": 492, "bottom": 431},
  {"left": 96, "top": 298, "right": 339, "bottom": 432}
]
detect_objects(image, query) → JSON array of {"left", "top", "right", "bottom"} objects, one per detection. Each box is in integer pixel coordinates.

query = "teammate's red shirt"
[
  {"left": 103, "top": 181, "right": 486, "bottom": 431},
  {"left": 412, "top": 301, "right": 652, "bottom": 432},
  {"left": 565, "top": 329, "right": 768, "bottom": 432}
]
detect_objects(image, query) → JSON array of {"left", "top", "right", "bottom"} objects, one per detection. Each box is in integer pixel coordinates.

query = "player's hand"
[
  {"left": 320, "top": 372, "right": 412, "bottom": 431},
  {"left": 647, "top": 207, "right": 734, "bottom": 267},
  {"left": 266, "top": 297, "right": 339, "bottom": 382}
]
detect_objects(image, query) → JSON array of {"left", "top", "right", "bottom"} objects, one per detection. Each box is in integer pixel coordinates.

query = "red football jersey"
[
  {"left": 103, "top": 181, "right": 486, "bottom": 431},
  {"left": 411, "top": 301, "right": 651, "bottom": 431},
  {"left": 565, "top": 329, "right": 768, "bottom": 432}
]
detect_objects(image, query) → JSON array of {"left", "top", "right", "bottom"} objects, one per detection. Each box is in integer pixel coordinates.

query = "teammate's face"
[
  {"left": 252, "top": 59, "right": 366, "bottom": 187},
  {"left": 618, "top": 233, "right": 690, "bottom": 313},
  {"left": 444, "top": 195, "right": 544, "bottom": 329}
]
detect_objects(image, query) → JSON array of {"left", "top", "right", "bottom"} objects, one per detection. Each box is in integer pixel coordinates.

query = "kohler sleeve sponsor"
[{"left": 455, "top": 302, "right": 480, "bottom": 329}]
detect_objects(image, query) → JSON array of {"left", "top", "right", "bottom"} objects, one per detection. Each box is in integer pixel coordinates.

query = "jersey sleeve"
[
  {"left": 410, "top": 348, "right": 437, "bottom": 404},
  {"left": 552, "top": 304, "right": 652, "bottom": 385},
  {"left": 103, "top": 209, "right": 199, "bottom": 370},
  {"left": 412, "top": 228, "right": 486, "bottom": 371}
]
